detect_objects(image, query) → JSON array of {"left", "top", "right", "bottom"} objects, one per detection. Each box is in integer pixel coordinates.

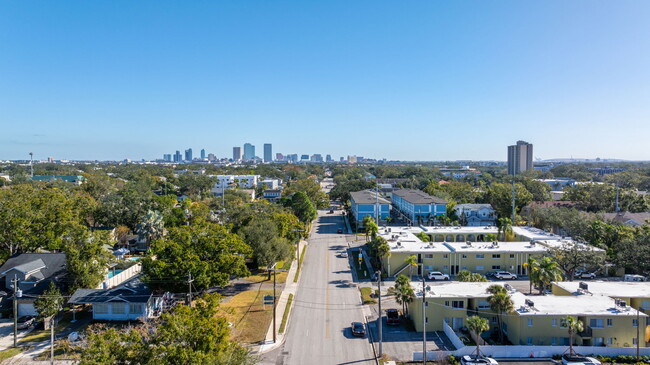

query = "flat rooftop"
[
  {"left": 443, "top": 241, "right": 548, "bottom": 253},
  {"left": 393, "top": 189, "right": 447, "bottom": 205},
  {"left": 412, "top": 282, "right": 503, "bottom": 299},
  {"left": 554, "top": 281, "right": 650, "bottom": 299},
  {"left": 350, "top": 190, "right": 391, "bottom": 205},
  {"left": 510, "top": 292, "right": 646, "bottom": 317}
]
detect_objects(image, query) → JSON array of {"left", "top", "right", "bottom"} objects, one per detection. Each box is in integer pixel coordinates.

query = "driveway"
[{"left": 0, "top": 319, "right": 34, "bottom": 351}]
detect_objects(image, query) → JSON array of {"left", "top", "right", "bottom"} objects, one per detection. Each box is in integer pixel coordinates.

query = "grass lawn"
[
  {"left": 19, "top": 316, "right": 73, "bottom": 344},
  {"left": 244, "top": 270, "right": 288, "bottom": 284},
  {"left": 278, "top": 293, "right": 293, "bottom": 334},
  {"left": 293, "top": 246, "right": 307, "bottom": 283},
  {"left": 221, "top": 289, "right": 274, "bottom": 344},
  {"left": 0, "top": 347, "right": 23, "bottom": 362},
  {"left": 359, "top": 287, "right": 377, "bottom": 304}
]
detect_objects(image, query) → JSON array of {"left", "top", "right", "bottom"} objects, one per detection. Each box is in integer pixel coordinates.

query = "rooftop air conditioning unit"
[
  {"left": 615, "top": 298, "right": 621, "bottom": 306},
  {"left": 525, "top": 299, "right": 535, "bottom": 308},
  {"left": 466, "top": 241, "right": 472, "bottom": 247},
  {"left": 579, "top": 282, "right": 588, "bottom": 291},
  {"left": 396, "top": 242, "right": 401, "bottom": 247},
  {"left": 619, "top": 300, "right": 627, "bottom": 307},
  {"left": 492, "top": 241, "right": 498, "bottom": 247}
]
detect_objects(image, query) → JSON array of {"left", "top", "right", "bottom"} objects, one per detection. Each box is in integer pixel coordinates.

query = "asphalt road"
[{"left": 261, "top": 209, "right": 376, "bottom": 365}]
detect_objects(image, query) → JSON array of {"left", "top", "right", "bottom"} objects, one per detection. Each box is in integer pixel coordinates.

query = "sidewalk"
[{"left": 257, "top": 239, "right": 307, "bottom": 353}]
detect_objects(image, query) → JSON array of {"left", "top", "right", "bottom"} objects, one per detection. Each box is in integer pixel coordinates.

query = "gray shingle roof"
[
  {"left": 68, "top": 276, "right": 152, "bottom": 304},
  {"left": 350, "top": 190, "right": 390, "bottom": 205},
  {"left": 0, "top": 253, "right": 67, "bottom": 296},
  {"left": 392, "top": 189, "right": 447, "bottom": 205}
]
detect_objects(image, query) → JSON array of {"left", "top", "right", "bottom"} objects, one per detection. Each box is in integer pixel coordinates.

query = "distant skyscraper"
[
  {"left": 263, "top": 143, "right": 272, "bottom": 163},
  {"left": 288, "top": 154, "right": 298, "bottom": 163},
  {"left": 174, "top": 150, "right": 182, "bottom": 162},
  {"left": 207, "top": 153, "right": 216, "bottom": 161},
  {"left": 326, "top": 154, "right": 332, "bottom": 162},
  {"left": 200, "top": 149, "right": 206, "bottom": 159},
  {"left": 507, "top": 140, "right": 533, "bottom": 175},
  {"left": 163, "top": 154, "right": 172, "bottom": 162},
  {"left": 184, "top": 148, "right": 193, "bottom": 161},
  {"left": 243, "top": 143, "right": 255, "bottom": 160},
  {"left": 276, "top": 153, "right": 284, "bottom": 161},
  {"left": 310, "top": 154, "right": 323, "bottom": 162},
  {"left": 233, "top": 147, "right": 242, "bottom": 161}
]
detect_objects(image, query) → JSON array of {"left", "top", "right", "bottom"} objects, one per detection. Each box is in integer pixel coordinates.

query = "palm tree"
[
  {"left": 405, "top": 255, "right": 418, "bottom": 281},
  {"left": 135, "top": 210, "right": 164, "bottom": 245},
  {"left": 466, "top": 315, "right": 489, "bottom": 357},
  {"left": 374, "top": 237, "right": 391, "bottom": 273},
  {"left": 487, "top": 285, "right": 513, "bottom": 344},
  {"left": 536, "top": 257, "right": 564, "bottom": 294},
  {"left": 497, "top": 217, "right": 512, "bottom": 241},
  {"left": 395, "top": 283, "right": 415, "bottom": 316},
  {"left": 524, "top": 257, "right": 540, "bottom": 294},
  {"left": 562, "top": 315, "right": 584, "bottom": 356},
  {"left": 362, "top": 215, "right": 375, "bottom": 241}
]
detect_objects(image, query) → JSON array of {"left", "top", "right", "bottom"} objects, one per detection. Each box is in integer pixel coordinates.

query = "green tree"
[
  {"left": 548, "top": 241, "right": 604, "bottom": 281},
  {"left": 484, "top": 182, "right": 533, "bottom": 219},
  {"left": 367, "top": 236, "right": 391, "bottom": 273},
  {"left": 142, "top": 222, "right": 252, "bottom": 292},
  {"left": 362, "top": 216, "right": 378, "bottom": 241},
  {"left": 241, "top": 217, "right": 293, "bottom": 274},
  {"left": 456, "top": 270, "right": 488, "bottom": 282},
  {"left": 524, "top": 257, "right": 540, "bottom": 294},
  {"left": 404, "top": 255, "right": 418, "bottom": 281},
  {"left": 283, "top": 178, "right": 329, "bottom": 209},
  {"left": 487, "top": 285, "right": 513, "bottom": 344},
  {"left": 135, "top": 210, "right": 164, "bottom": 245},
  {"left": 393, "top": 274, "right": 415, "bottom": 316},
  {"left": 177, "top": 174, "right": 216, "bottom": 199},
  {"left": 466, "top": 315, "right": 489, "bottom": 356},
  {"left": 496, "top": 217, "right": 513, "bottom": 241},
  {"left": 535, "top": 256, "right": 564, "bottom": 294},
  {"left": 289, "top": 192, "right": 317, "bottom": 225},
  {"left": 561, "top": 315, "right": 584, "bottom": 356},
  {"left": 64, "top": 230, "right": 114, "bottom": 292},
  {"left": 34, "top": 281, "right": 63, "bottom": 320}
]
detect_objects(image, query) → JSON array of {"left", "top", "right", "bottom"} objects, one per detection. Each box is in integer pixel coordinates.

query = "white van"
[{"left": 624, "top": 274, "right": 646, "bottom": 282}]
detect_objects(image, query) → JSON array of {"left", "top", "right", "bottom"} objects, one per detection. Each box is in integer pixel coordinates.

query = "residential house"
[
  {"left": 31, "top": 175, "right": 85, "bottom": 185},
  {"left": 263, "top": 189, "right": 283, "bottom": 202},
  {"left": 68, "top": 276, "right": 163, "bottom": 321},
  {"left": 349, "top": 190, "right": 390, "bottom": 226},
  {"left": 391, "top": 189, "right": 447, "bottom": 224},
  {"left": 0, "top": 253, "right": 67, "bottom": 317},
  {"left": 601, "top": 212, "right": 650, "bottom": 227},
  {"left": 454, "top": 204, "right": 496, "bottom": 227}
]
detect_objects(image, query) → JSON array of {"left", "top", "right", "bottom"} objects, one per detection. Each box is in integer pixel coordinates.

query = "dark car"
[
  {"left": 351, "top": 322, "right": 365, "bottom": 337},
  {"left": 17, "top": 316, "right": 36, "bottom": 330},
  {"left": 337, "top": 229, "right": 343, "bottom": 234},
  {"left": 386, "top": 309, "right": 400, "bottom": 325}
]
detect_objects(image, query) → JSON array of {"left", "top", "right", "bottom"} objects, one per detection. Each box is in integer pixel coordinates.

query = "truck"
[{"left": 386, "top": 309, "right": 400, "bottom": 325}]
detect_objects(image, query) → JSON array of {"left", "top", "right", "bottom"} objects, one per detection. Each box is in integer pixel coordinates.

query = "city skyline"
[{"left": 2, "top": 1, "right": 650, "bottom": 161}]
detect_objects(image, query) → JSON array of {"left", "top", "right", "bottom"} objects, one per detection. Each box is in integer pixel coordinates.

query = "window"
[
  {"left": 502, "top": 322, "right": 508, "bottom": 334},
  {"left": 478, "top": 300, "right": 490, "bottom": 309},
  {"left": 492, "top": 254, "right": 501, "bottom": 259},
  {"left": 112, "top": 303, "right": 126, "bottom": 314},
  {"left": 561, "top": 337, "right": 570, "bottom": 346},
  {"left": 551, "top": 337, "right": 557, "bottom": 345},
  {"left": 462, "top": 254, "right": 468, "bottom": 259},
  {"left": 476, "top": 266, "right": 484, "bottom": 271},
  {"left": 642, "top": 300, "right": 650, "bottom": 310},
  {"left": 552, "top": 319, "right": 558, "bottom": 327},
  {"left": 633, "top": 338, "right": 639, "bottom": 345},
  {"left": 443, "top": 265, "right": 449, "bottom": 270},
  {"left": 560, "top": 320, "right": 567, "bottom": 328},
  {"left": 492, "top": 316, "right": 497, "bottom": 324},
  {"left": 492, "top": 265, "right": 501, "bottom": 270},
  {"left": 509, "top": 254, "right": 515, "bottom": 259},
  {"left": 443, "top": 254, "right": 449, "bottom": 259},
  {"left": 594, "top": 337, "right": 604, "bottom": 346},
  {"left": 95, "top": 303, "right": 108, "bottom": 314},
  {"left": 527, "top": 337, "right": 533, "bottom": 345},
  {"left": 607, "top": 319, "right": 613, "bottom": 327},
  {"left": 633, "top": 319, "right": 639, "bottom": 327},
  {"left": 445, "top": 301, "right": 450, "bottom": 307},
  {"left": 476, "top": 254, "right": 484, "bottom": 259},
  {"left": 528, "top": 319, "right": 533, "bottom": 327},
  {"left": 425, "top": 254, "right": 434, "bottom": 259},
  {"left": 129, "top": 303, "right": 143, "bottom": 314},
  {"left": 462, "top": 266, "right": 467, "bottom": 270},
  {"left": 424, "top": 302, "right": 429, "bottom": 307},
  {"left": 425, "top": 317, "right": 428, "bottom": 324},
  {"left": 590, "top": 319, "right": 604, "bottom": 328},
  {"left": 607, "top": 337, "right": 613, "bottom": 345},
  {"left": 451, "top": 300, "right": 464, "bottom": 309}
]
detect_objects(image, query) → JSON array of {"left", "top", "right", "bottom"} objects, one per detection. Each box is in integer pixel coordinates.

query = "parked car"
[
  {"left": 329, "top": 209, "right": 334, "bottom": 214},
  {"left": 338, "top": 251, "right": 348, "bottom": 258},
  {"left": 461, "top": 356, "right": 499, "bottom": 365},
  {"left": 562, "top": 355, "right": 601, "bottom": 365},
  {"left": 385, "top": 308, "right": 399, "bottom": 325},
  {"left": 337, "top": 229, "right": 343, "bottom": 234},
  {"left": 575, "top": 270, "right": 596, "bottom": 279},
  {"left": 427, "top": 271, "right": 450, "bottom": 281},
  {"left": 494, "top": 271, "right": 517, "bottom": 280},
  {"left": 17, "top": 316, "right": 36, "bottom": 330},
  {"left": 351, "top": 322, "right": 365, "bottom": 337}
]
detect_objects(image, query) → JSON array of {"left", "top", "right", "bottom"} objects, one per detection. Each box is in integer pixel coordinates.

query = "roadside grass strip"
[
  {"left": 278, "top": 293, "right": 294, "bottom": 334},
  {"left": 293, "top": 246, "right": 307, "bottom": 283},
  {"left": 221, "top": 289, "right": 274, "bottom": 344},
  {"left": 359, "top": 287, "right": 377, "bottom": 304},
  {"left": 244, "top": 270, "right": 288, "bottom": 284},
  {"left": 0, "top": 347, "right": 23, "bottom": 362}
]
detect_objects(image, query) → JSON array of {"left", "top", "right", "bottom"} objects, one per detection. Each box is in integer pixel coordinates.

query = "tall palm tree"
[
  {"left": 466, "top": 315, "right": 489, "bottom": 357},
  {"left": 374, "top": 237, "right": 391, "bottom": 273},
  {"left": 536, "top": 257, "right": 564, "bottom": 294},
  {"left": 488, "top": 286, "right": 514, "bottom": 344},
  {"left": 394, "top": 274, "right": 415, "bottom": 315},
  {"left": 497, "top": 217, "right": 513, "bottom": 241},
  {"left": 562, "top": 316, "right": 584, "bottom": 356},
  {"left": 405, "top": 255, "right": 418, "bottom": 281},
  {"left": 524, "top": 257, "right": 540, "bottom": 294}
]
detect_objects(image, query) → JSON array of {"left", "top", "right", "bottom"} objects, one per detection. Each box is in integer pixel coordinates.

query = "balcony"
[{"left": 578, "top": 326, "right": 593, "bottom": 338}]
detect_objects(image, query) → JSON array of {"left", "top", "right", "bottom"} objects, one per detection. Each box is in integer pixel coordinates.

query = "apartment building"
[
  {"left": 350, "top": 190, "right": 391, "bottom": 226},
  {"left": 391, "top": 189, "right": 447, "bottom": 224}
]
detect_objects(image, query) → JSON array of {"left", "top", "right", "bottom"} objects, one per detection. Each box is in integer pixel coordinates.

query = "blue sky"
[{"left": 1, "top": 1, "right": 649, "bottom": 161}]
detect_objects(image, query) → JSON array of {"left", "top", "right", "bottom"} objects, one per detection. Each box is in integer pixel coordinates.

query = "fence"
[{"left": 97, "top": 263, "right": 142, "bottom": 289}]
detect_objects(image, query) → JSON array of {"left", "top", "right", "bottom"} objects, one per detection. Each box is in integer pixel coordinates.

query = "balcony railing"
[{"left": 578, "top": 326, "right": 593, "bottom": 338}]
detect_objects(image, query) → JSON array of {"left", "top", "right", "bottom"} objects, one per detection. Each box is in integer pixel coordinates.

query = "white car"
[
  {"left": 338, "top": 251, "right": 348, "bottom": 258},
  {"left": 461, "top": 356, "right": 498, "bottom": 365},
  {"left": 562, "top": 355, "right": 601, "bottom": 365},
  {"left": 575, "top": 271, "right": 596, "bottom": 279},
  {"left": 427, "top": 271, "right": 450, "bottom": 281},
  {"left": 494, "top": 271, "right": 517, "bottom": 280}
]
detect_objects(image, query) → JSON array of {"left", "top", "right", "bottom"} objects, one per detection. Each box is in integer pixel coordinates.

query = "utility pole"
[
  {"left": 13, "top": 275, "right": 19, "bottom": 348},
  {"left": 29, "top": 152, "right": 34, "bottom": 178},
  {"left": 187, "top": 272, "right": 194, "bottom": 307},
  {"left": 50, "top": 313, "right": 55, "bottom": 365},
  {"left": 511, "top": 180, "right": 516, "bottom": 224},
  {"left": 637, "top": 307, "right": 640, "bottom": 360},
  {"left": 422, "top": 276, "right": 427, "bottom": 365},
  {"left": 292, "top": 229, "right": 304, "bottom": 262},
  {"left": 376, "top": 270, "right": 382, "bottom": 358},
  {"left": 616, "top": 181, "right": 620, "bottom": 214},
  {"left": 273, "top": 264, "right": 277, "bottom": 343},
  {"left": 375, "top": 179, "right": 380, "bottom": 225}
]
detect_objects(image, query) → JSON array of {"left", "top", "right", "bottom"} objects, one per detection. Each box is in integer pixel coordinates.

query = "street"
[{"left": 260, "top": 208, "right": 375, "bottom": 365}]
